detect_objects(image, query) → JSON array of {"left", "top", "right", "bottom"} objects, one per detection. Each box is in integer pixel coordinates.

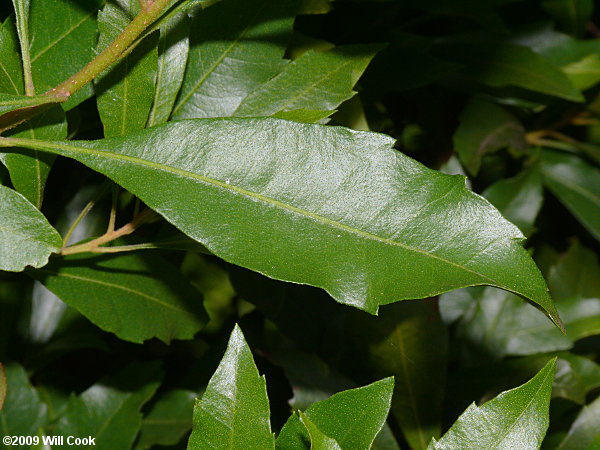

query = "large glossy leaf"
[
  {"left": 0, "top": 363, "right": 47, "bottom": 448},
  {"left": 135, "top": 389, "right": 196, "bottom": 450},
  {"left": 188, "top": 324, "right": 275, "bottom": 449},
  {"left": 53, "top": 362, "right": 162, "bottom": 450},
  {"left": 172, "top": 0, "right": 298, "bottom": 119},
  {"left": 541, "top": 150, "right": 600, "bottom": 241},
  {"left": 2, "top": 106, "right": 67, "bottom": 207},
  {"left": 0, "top": 18, "right": 23, "bottom": 94},
  {"left": 299, "top": 412, "right": 342, "bottom": 450},
  {"left": 429, "top": 359, "right": 556, "bottom": 449},
  {"left": 29, "top": 0, "right": 101, "bottom": 109},
  {"left": 0, "top": 184, "right": 62, "bottom": 272},
  {"left": 483, "top": 164, "right": 543, "bottom": 237},
  {"left": 556, "top": 394, "right": 600, "bottom": 449},
  {"left": 233, "top": 45, "right": 380, "bottom": 117},
  {"left": 453, "top": 98, "right": 525, "bottom": 175},
  {"left": 95, "top": 1, "right": 158, "bottom": 137},
  {"left": 1, "top": 118, "right": 561, "bottom": 324},
  {"left": 146, "top": 12, "right": 190, "bottom": 126},
  {"left": 30, "top": 251, "right": 208, "bottom": 344},
  {"left": 278, "top": 378, "right": 394, "bottom": 449},
  {"left": 434, "top": 41, "right": 584, "bottom": 102}
]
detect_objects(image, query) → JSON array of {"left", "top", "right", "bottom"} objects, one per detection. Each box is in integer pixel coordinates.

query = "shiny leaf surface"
[
  {"left": 299, "top": 412, "right": 342, "bottom": 450},
  {"left": 188, "top": 324, "right": 275, "bottom": 449},
  {"left": 2, "top": 118, "right": 560, "bottom": 323},
  {"left": 556, "top": 394, "right": 600, "bottom": 449}
]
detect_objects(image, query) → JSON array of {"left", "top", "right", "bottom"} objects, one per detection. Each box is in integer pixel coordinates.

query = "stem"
[
  {"left": 61, "top": 208, "right": 157, "bottom": 255},
  {"left": 47, "top": 0, "right": 172, "bottom": 100},
  {"left": 12, "top": 0, "right": 35, "bottom": 96},
  {"left": 63, "top": 181, "right": 112, "bottom": 246},
  {"left": 107, "top": 184, "right": 119, "bottom": 233}
]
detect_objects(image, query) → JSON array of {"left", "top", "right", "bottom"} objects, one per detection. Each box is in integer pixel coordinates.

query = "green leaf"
[
  {"left": 188, "top": 324, "right": 275, "bottom": 450},
  {"left": 435, "top": 41, "right": 584, "bottom": 102},
  {"left": 2, "top": 105, "right": 67, "bottom": 208},
  {"left": 299, "top": 0, "right": 332, "bottom": 15},
  {"left": 136, "top": 389, "right": 196, "bottom": 450},
  {"left": 95, "top": 1, "right": 158, "bottom": 137},
  {"left": 272, "top": 109, "right": 335, "bottom": 124},
  {"left": 0, "top": 184, "right": 62, "bottom": 272},
  {"left": 299, "top": 412, "right": 342, "bottom": 450},
  {"left": 277, "top": 413, "right": 310, "bottom": 449},
  {"left": 562, "top": 54, "right": 600, "bottom": 90},
  {"left": 2, "top": 118, "right": 561, "bottom": 325},
  {"left": 453, "top": 98, "right": 525, "bottom": 175},
  {"left": 30, "top": 251, "right": 208, "bottom": 344},
  {"left": 278, "top": 378, "right": 394, "bottom": 450},
  {"left": 233, "top": 45, "right": 380, "bottom": 117},
  {"left": 542, "top": 0, "right": 594, "bottom": 37},
  {"left": 29, "top": 0, "right": 101, "bottom": 109},
  {"left": 429, "top": 359, "right": 556, "bottom": 449},
  {"left": 53, "top": 362, "right": 162, "bottom": 450},
  {"left": 172, "top": 0, "right": 298, "bottom": 119},
  {"left": 556, "top": 394, "right": 600, "bottom": 449},
  {"left": 0, "top": 363, "right": 47, "bottom": 448},
  {"left": 0, "top": 92, "right": 58, "bottom": 115},
  {"left": 0, "top": 17, "right": 23, "bottom": 94},
  {"left": 541, "top": 150, "right": 600, "bottom": 241},
  {"left": 146, "top": 12, "right": 190, "bottom": 127},
  {"left": 482, "top": 164, "right": 543, "bottom": 237}
]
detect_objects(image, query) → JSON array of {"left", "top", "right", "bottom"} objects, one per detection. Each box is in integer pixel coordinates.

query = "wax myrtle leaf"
[
  {"left": 541, "top": 150, "right": 600, "bottom": 241},
  {"left": 556, "top": 394, "right": 600, "bottom": 449},
  {"left": 429, "top": 359, "right": 556, "bottom": 449},
  {"left": 0, "top": 184, "right": 62, "bottom": 272},
  {"left": 95, "top": 1, "right": 158, "bottom": 137},
  {"left": 272, "top": 108, "right": 335, "bottom": 123},
  {"left": 542, "top": 0, "right": 594, "bottom": 37},
  {"left": 299, "top": 0, "right": 332, "bottom": 15},
  {"left": 299, "top": 412, "right": 342, "bottom": 450},
  {"left": 434, "top": 41, "right": 584, "bottom": 102},
  {"left": 188, "top": 324, "right": 275, "bottom": 450},
  {"left": 28, "top": 0, "right": 101, "bottom": 109},
  {"left": 172, "top": 0, "right": 299, "bottom": 119},
  {"left": 453, "top": 98, "right": 525, "bottom": 175},
  {"left": 30, "top": 251, "right": 208, "bottom": 344},
  {"left": 0, "top": 118, "right": 561, "bottom": 325},
  {"left": 233, "top": 45, "right": 381, "bottom": 117},
  {"left": 0, "top": 17, "right": 23, "bottom": 94},
  {"left": 146, "top": 12, "right": 190, "bottom": 126},
  {"left": 136, "top": 389, "right": 196, "bottom": 450},
  {"left": 277, "top": 413, "right": 310, "bottom": 449},
  {"left": 2, "top": 105, "right": 67, "bottom": 208},
  {"left": 562, "top": 54, "right": 600, "bottom": 90},
  {"left": 277, "top": 378, "right": 394, "bottom": 450},
  {"left": 0, "top": 363, "right": 47, "bottom": 447},
  {"left": 53, "top": 362, "right": 162, "bottom": 450},
  {"left": 483, "top": 164, "right": 543, "bottom": 237}
]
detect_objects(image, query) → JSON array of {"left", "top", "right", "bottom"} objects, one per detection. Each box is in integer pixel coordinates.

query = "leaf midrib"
[{"left": 10, "top": 138, "right": 509, "bottom": 290}]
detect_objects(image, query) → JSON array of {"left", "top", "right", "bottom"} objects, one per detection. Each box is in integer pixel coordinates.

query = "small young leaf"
[
  {"left": 53, "top": 362, "right": 162, "bottom": 450},
  {"left": 31, "top": 251, "right": 208, "bottom": 344},
  {"left": 172, "top": 0, "right": 299, "bottom": 119},
  {"left": 95, "top": 1, "right": 158, "bottom": 137},
  {"left": 234, "top": 45, "right": 381, "bottom": 117},
  {"left": 556, "top": 394, "right": 600, "bottom": 449},
  {"left": 136, "top": 389, "right": 196, "bottom": 450},
  {"left": 0, "top": 363, "right": 47, "bottom": 446},
  {"left": 299, "top": 412, "right": 342, "bottom": 450},
  {"left": 188, "top": 324, "right": 275, "bottom": 450},
  {"left": 429, "top": 358, "right": 556, "bottom": 449},
  {"left": 454, "top": 98, "right": 525, "bottom": 175},
  {"left": 2, "top": 118, "right": 561, "bottom": 325},
  {"left": 0, "top": 184, "right": 62, "bottom": 272},
  {"left": 541, "top": 150, "right": 600, "bottom": 241}
]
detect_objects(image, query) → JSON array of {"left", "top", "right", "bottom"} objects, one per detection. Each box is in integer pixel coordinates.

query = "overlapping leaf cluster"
[{"left": 0, "top": 0, "right": 599, "bottom": 448}]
